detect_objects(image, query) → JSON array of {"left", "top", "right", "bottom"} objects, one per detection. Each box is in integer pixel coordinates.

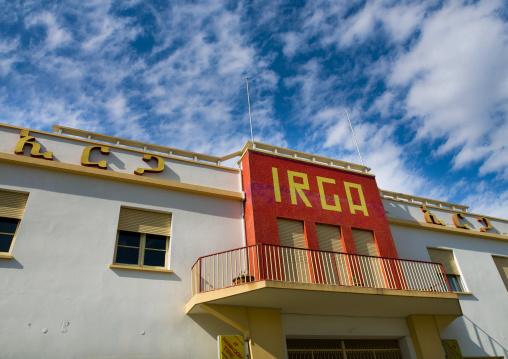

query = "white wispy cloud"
[
  {"left": 0, "top": 0, "right": 283, "bottom": 155},
  {"left": 25, "top": 12, "right": 72, "bottom": 49},
  {"left": 389, "top": 0, "right": 508, "bottom": 176}
]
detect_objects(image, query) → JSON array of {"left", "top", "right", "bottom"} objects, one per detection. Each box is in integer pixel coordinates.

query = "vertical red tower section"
[{"left": 241, "top": 150, "right": 399, "bottom": 258}]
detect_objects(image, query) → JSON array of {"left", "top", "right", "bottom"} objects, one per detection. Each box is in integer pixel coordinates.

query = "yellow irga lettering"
[
  {"left": 272, "top": 167, "right": 281, "bottom": 202},
  {"left": 344, "top": 182, "right": 369, "bottom": 216},
  {"left": 316, "top": 176, "right": 341, "bottom": 212},
  {"left": 287, "top": 170, "right": 312, "bottom": 207}
]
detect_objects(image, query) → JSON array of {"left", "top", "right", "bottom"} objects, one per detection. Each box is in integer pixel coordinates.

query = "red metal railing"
[{"left": 190, "top": 244, "right": 452, "bottom": 295}]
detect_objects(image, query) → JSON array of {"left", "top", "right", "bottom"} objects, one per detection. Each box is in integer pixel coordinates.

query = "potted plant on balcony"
[
  {"left": 351, "top": 273, "right": 364, "bottom": 286},
  {"left": 233, "top": 270, "right": 255, "bottom": 285}
]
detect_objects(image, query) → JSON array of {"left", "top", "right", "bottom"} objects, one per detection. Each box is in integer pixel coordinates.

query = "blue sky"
[{"left": 1, "top": 0, "right": 508, "bottom": 217}]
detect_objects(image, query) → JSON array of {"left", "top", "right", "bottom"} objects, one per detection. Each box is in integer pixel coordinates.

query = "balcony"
[{"left": 186, "top": 244, "right": 462, "bottom": 318}]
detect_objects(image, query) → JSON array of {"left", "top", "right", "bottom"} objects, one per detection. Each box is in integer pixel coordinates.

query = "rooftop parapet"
[
  {"left": 380, "top": 189, "right": 469, "bottom": 212},
  {"left": 53, "top": 124, "right": 226, "bottom": 166},
  {"left": 234, "top": 141, "right": 372, "bottom": 175},
  {"left": 53, "top": 125, "right": 372, "bottom": 175}
]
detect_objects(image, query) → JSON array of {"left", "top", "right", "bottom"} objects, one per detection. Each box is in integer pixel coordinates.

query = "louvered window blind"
[
  {"left": 492, "top": 256, "right": 508, "bottom": 291},
  {"left": 277, "top": 218, "right": 309, "bottom": 283},
  {"left": 0, "top": 190, "right": 29, "bottom": 219},
  {"left": 277, "top": 218, "right": 306, "bottom": 248},
  {"left": 351, "top": 228, "right": 384, "bottom": 287},
  {"left": 352, "top": 229, "right": 378, "bottom": 256},
  {"left": 118, "top": 207, "right": 171, "bottom": 236},
  {"left": 427, "top": 248, "right": 460, "bottom": 275},
  {"left": 316, "top": 224, "right": 343, "bottom": 253}
]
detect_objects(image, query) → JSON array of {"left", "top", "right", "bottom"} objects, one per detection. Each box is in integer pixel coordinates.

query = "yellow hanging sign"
[
  {"left": 442, "top": 339, "right": 463, "bottom": 359},
  {"left": 218, "top": 335, "right": 245, "bottom": 359}
]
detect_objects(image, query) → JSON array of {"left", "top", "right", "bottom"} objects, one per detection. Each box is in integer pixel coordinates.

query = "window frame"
[
  {"left": 492, "top": 255, "right": 508, "bottom": 292},
  {"left": 0, "top": 216, "right": 21, "bottom": 257},
  {"left": 113, "top": 230, "right": 170, "bottom": 269},
  {"left": 427, "top": 247, "right": 468, "bottom": 293},
  {"left": 0, "top": 189, "right": 29, "bottom": 258}
]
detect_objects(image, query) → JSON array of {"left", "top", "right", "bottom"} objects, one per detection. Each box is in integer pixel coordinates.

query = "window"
[
  {"left": 0, "top": 217, "right": 20, "bottom": 253},
  {"left": 316, "top": 224, "right": 343, "bottom": 253},
  {"left": 277, "top": 218, "right": 306, "bottom": 249},
  {"left": 0, "top": 189, "right": 29, "bottom": 255},
  {"left": 277, "top": 218, "right": 309, "bottom": 282},
  {"left": 316, "top": 224, "right": 348, "bottom": 285},
  {"left": 351, "top": 228, "right": 384, "bottom": 287},
  {"left": 351, "top": 228, "right": 378, "bottom": 256},
  {"left": 428, "top": 248, "right": 466, "bottom": 292},
  {"left": 113, "top": 207, "right": 171, "bottom": 268},
  {"left": 492, "top": 255, "right": 508, "bottom": 292}
]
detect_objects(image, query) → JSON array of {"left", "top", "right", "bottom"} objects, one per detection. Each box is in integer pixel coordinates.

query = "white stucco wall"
[
  {"left": 0, "top": 126, "right": 246, "bottom": 358},
  {"left": 386, "top": 199, "right": 508, "bottom": 358}
]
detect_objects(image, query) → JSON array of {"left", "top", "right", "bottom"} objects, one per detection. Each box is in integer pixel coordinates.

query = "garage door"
[{"left": 287, "top": 339, "right": 402, "bottom": 359}]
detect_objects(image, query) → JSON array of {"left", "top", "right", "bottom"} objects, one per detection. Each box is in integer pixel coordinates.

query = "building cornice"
[
  {"left": 387, "top": 217, "right": 508, "bottom": 242},
  {"left": 0, "top": 152, "right": 244, "bottom": 201}
]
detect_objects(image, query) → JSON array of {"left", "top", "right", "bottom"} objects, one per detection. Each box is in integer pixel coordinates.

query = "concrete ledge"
[
  {"left": 109, "top": 264, "right": 174, "bottom": 273},
  {"left": 186, "top": 280, "right": 462, "bottom": 318}
]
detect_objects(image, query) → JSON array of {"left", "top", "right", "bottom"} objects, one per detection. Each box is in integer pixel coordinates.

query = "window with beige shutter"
[
  {"left": 114, "top": 207, "right": 172, "bottom": 268},
  {"left": 0, "top": 189, "right": 29, "bottom": 254},
  {"left": 352, "top": 228, "right": 378, "bottom": 256},
  {"left": 492, "top": 255, "right": 508, "bottom": 292},
  {"left": 276, "top": 218, "right": 310, "bottom": 283},
  {"left": 351, "top": 228, "right": 384, "bottom": 288},
  {"left": 427, "top": 248, "right": 465, "bottom": 292},
  {"left": 316, "top": 224, "right": 348, "bottom": 285},
  {"left": 316, "top": 224, "right": 344, "bottom": 253}
]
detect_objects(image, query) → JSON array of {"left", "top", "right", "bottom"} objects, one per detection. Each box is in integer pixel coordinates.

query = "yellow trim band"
[
  {"left": 387, "top": 217, "right": 508, "bottom": 241},
  {"left": 0, "top": 152, "right": 244, "bottom": 201}
]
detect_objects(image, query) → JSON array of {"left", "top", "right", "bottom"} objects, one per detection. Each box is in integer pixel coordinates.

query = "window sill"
[
  {"left": 454, "top": 291, "right": 473, "bottom": 295},
  {"left": 0, "top": 253, "right": 13, "bottom": 259},
  {"left": 109, "top": 264, "right": 173, "bottom": 273}
]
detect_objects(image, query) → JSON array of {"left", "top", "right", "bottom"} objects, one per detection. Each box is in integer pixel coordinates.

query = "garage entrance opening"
[{"left": 286, "top": 339, "right": 402, "bottom": 359}]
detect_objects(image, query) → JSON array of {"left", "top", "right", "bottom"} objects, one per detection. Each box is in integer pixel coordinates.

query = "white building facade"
[{"left": 0, "top": 123, "right": 507, "bottom": 359}]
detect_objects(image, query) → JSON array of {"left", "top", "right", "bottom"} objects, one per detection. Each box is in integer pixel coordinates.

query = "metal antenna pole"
[
  {"left": 246, "top": 78, "right": 254, "bottom": 144},
  {"left": 345, "top": 107, "right": 364, "bottom": 166}
]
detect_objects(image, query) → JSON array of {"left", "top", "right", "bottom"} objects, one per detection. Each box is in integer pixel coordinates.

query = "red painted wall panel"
[{"left": 241, "top": 151, "right": 399, "bottom": 259}]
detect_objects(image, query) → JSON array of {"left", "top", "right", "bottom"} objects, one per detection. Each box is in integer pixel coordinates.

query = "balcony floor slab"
[{"left": 186, "top": 280, "right": 462, "bottom": 318}]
